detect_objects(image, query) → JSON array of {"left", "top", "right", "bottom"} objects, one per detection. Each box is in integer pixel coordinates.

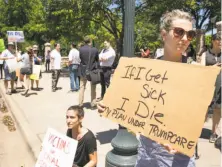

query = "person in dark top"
[
  {"left": 31, "top": 45, "right": 42, "bottom": 90},
  {"left": 66, "top": 105, "right": 97, "bottom": 167},
  {"left": 186, "top": 44, "right": 196, "bottom": 61},
  {"left": 201, "top": 33, "right": 221, "bottom": 143},
  {"left": 79, "top": 36, "right": 99, "bottom": 108}
]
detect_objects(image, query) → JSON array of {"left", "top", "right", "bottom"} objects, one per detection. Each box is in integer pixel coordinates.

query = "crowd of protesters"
[{"left": 0, "top": 9, "right": 221, "bottom": 167}]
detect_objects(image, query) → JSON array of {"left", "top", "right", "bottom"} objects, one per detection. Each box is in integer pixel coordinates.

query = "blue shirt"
[
  {"left": 34, "top": 56, "right": 42, "bottom": 65},
  {"left": 135, "top": 135, "right": 195, "bottom": 167}
]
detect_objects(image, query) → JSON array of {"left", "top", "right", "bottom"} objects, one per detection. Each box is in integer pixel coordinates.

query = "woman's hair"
[
  {"left": 54, "top": 43, "right": 59, "bottom": 48},
  {"left": 160, "top": 9, "right": 193, "bottom": 31},
  {"left": 67, "top": 105, "right": 84, "bottom": 119},
  {"left": 212, "top": 33, "right": 221, "bottom": 41}
]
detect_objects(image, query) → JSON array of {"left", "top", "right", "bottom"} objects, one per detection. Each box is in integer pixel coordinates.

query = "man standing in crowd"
[
  {"left": 79, "top": 36, "right": 99, "bottom": 108},
  {"left": 99, "top": 40, "right": 116, "bottom": 99},
  {"left": 68, "top": 42, "right": 80, "bottom": 92},
  {"left": 0, "top": 42, "right": 16, "bottom": 95},
  {"left": 31, "top": 45, "right": 42, "bottom": 91},
  {"left": 45, "top": 50, "right": 51, "bottom": 72},
  {"left": 51, "top": 43, "right": 61, "bottom": 92}
]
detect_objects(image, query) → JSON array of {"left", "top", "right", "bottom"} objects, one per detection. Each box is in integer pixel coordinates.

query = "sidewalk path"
[{"left": 0, "top": 72, "right": 221, "bottom": 167}]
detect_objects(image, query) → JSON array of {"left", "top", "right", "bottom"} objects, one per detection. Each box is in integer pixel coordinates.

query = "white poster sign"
[
  {"left": 7, "top": 31, "right": 25, "bottom": 42},
  {"left": 6, "top": 58, "right": 18, "bottom": 72},
  {"left": 35, "top": 128, "right": 78, "bottom": 167}
]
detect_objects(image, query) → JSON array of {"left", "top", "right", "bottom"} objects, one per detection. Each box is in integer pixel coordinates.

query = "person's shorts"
[
  {"left": 208, "top": 89, "right": 221, "bottom": 111},
  {"left": 4, "top": 68, "right": 16, "bottom": 81}
]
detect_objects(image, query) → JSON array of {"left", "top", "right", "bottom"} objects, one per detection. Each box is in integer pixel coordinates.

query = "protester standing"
[
  {"left": 0, "top": 57, "right": 3, "bottom": 79},
  {"left": 99, "top": 40, "right": 116, "bottom": 99},
  {"left": 0, "top": 42, "right": 16, "bottom": 95},
  {"left": 18, "top": 47, "right": 34, "bottom": 97},
  {"left": 201, "top": 33, "right": 221, "bottom": 143},
  {"left": 45, "top": 50, "right": 51, "bottom": 72},
  {"left": 31, "top": 45, "right": 42, "bottom": 91},
  {"left": 79, "top": 36, "right": 99, "bottom": 108},
  {"left": 66, "top": 105, "right": 97, "bottom": 167},
  {"left": 97, "top": 9, "right": 197, "bottom": 167},
  {"left": 68, "top": 43, "right": 80, "bottom": 92},
  {"left": 51, "top": 43, "right": 61, "bottom": 92}
]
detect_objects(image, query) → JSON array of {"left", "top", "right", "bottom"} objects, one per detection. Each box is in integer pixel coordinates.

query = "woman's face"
[
  {"left": 162, "top": 18, "right": 193, "bottom": 55},
  {"left": 212, "top": 38, "right": 221, "bottom": 51},
  {"left": 66, "top": 110, "right": 82, "bottom": 129}
]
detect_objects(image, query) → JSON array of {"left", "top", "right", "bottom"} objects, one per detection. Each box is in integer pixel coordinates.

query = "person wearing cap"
[
  {"left": 31, "top": 45, "right": 42, "bottom": 91},
  {"left": 17, "top": 46, "right": 35, "bottom": 96},
  {"left": 68, "top": 42, "right": 80, "bottom": 92},
  {"left": 0, "top": 42, "right": 16, "bottom": 95}
]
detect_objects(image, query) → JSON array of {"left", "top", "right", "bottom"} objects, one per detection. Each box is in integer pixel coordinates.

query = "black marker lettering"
[
  {"left": 134, "top": 67, "right": 146, "bottom": 80},
  {"left": 180, "top": 137, "right": 187, "bottom": 148},
  {"left": 122, "top": 65, "right": 133, "bottom": 79},
  {"left": 187, "top": 141, "right": 195, "bottom": 150},
  {"left": 135, "top": 101, "right": 149, "bottom": 118},
  {"left": 161, "top": 71, "right": 168, "bottom": 84},
  {"left": 129, "top": 67, "right": 136, "bottom": 79},
  {"left": 117, "top": 97, "right": 129, "bottom": 112},
  {"left": 154, "top": 113, "right": 164, "bottom": 124},
  {"left": 158, "top": 90, "right": 166, "bottom": 105},
  {"left": 145, "top": 69, "right": 152, "bottom": 81},
  {"left": 105, "top": 107, "right": 112, "bottom": 117},
  {"left": 154, "top": 74, "right": 161, "bottom": 83}
]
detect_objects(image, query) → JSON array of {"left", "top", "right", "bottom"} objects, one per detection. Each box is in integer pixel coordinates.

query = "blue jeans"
[{"left": 69, "top": 64, "right": 79, "bottom": 91}]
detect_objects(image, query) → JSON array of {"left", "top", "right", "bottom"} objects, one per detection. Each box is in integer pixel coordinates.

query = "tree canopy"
[{"left": 0, "top": 0, "right": 220, "bottom": 56}]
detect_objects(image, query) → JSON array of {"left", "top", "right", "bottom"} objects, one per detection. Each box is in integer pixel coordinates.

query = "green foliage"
[
  {"left": 0, "top": 39, "right": 5, "bottom": 52},
  {"left": 0, "top": 0, "right": 220, "bottom": 56}
]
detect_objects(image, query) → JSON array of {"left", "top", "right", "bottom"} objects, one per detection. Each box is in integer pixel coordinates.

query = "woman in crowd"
[
  {"left": 98, "top": 9, "right": 196, "bottom": 167},
  {"left": 18, "top": 47, "right": 34, "bottom": 96},
  {"left": 31, "top": 45, "right": 42, "bottom": 91},
  {"left": 66, "top": 105, "right": 97, "bottom": 167},
  {"left": 201, "top": 33, "right": 221, "bottom": 143}
]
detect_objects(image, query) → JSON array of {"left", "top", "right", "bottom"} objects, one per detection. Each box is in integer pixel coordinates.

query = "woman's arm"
[
  {"left": 200, "top": 52, "right": 206, "bottom": 66},
  {"left": 84, "top": 151, "right": 97, "bottom": 167},
  {"left": 35, "top": 56, "right": 42, "bottom": 62}
]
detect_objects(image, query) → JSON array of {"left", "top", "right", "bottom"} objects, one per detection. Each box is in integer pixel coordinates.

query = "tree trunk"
[{"left": 196, "top": 29, "right": 205, "bottom": 63}]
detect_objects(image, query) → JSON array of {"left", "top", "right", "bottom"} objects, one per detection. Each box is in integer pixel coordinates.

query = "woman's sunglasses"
[{"left": 172, "top": 27, "right": 196, "bottom": 41}]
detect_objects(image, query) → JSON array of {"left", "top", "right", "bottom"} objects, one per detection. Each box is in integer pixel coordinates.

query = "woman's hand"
[
  {"left": 97, "top": 101, "right": 106, "bottom": 113},
  {"left": 213, "top": 63, "right": 221, "bottom": 67},
  {"left": 162, "top": 143, "right": 178, "bottom": 154}
]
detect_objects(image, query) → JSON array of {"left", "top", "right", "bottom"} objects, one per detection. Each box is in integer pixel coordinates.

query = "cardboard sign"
[
  {"left": 7, "top": 31, "right": 25, "bottom": 42},
  {"left": 35, "top": 128, "right": 78, "bottom": 167},
  {"left": 102, "top": 57, "right": 220, "bottom": 157},
  {"left": 30, "top": 65, "right": 41, "bottom": 80},
  {"left": 6, "top": 58, "right": 18, "bottom": 72}
]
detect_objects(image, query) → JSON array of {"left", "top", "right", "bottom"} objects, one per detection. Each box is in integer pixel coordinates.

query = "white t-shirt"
[
  {"left": 68, "top": 48, "right": 80, "bottom": 64},
  {"left": 0, "top": 49, "right": 15, "bottom": 69},
  {"left": 50, "top": 49, "right": 61, "bottom": 70},
  {"left": 99, "top": 47, "right": 116, "bottom": 67}
]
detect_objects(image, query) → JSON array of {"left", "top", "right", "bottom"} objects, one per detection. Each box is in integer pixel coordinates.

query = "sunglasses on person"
[{"left": 171, "top": 27, "right": 196, "bottom": 41}]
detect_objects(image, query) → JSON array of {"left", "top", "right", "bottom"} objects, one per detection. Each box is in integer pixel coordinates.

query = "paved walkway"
[
  {"left": 0, "top": 72, "right": 221, "bottom": 167},
  {"left": 0, "top": 102, "right": 35, "bottom": 167}
]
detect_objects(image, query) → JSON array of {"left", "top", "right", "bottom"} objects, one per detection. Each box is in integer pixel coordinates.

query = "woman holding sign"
[
  {"left": 97, "top": 10, "right": 196, "bottom": 167},
  {"left": 66, "top": 105, "right": 97, "bottom": 167},
  {"left": 18, "top": 47, "right": 34, "bottom": 97}
]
